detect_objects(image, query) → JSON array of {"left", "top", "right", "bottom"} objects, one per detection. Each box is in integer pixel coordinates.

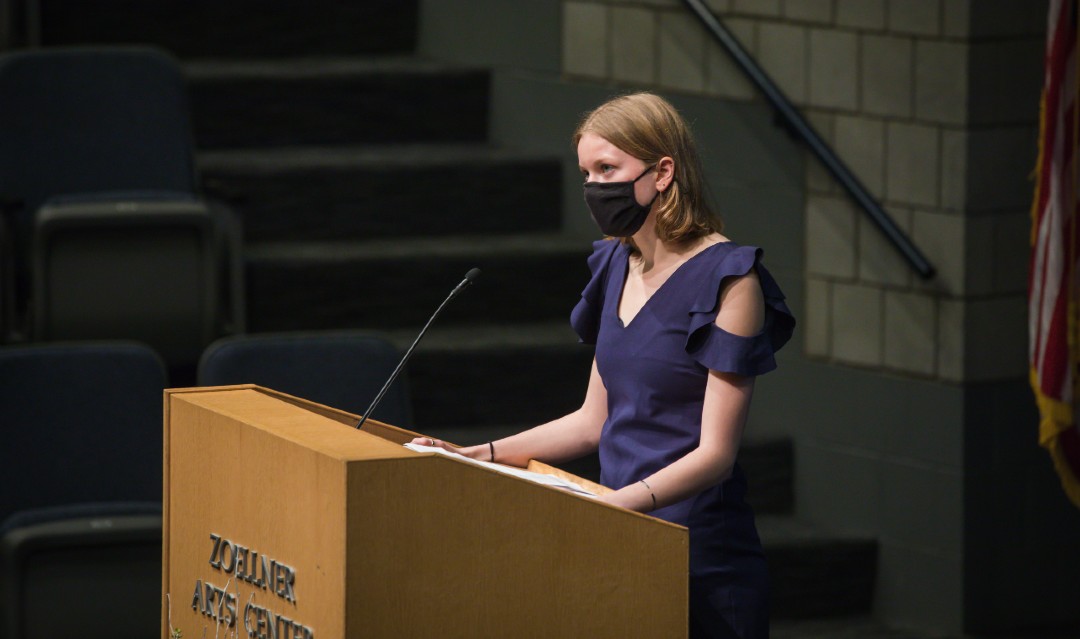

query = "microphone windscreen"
[{"left": 465, "top": 268, "right": 482, "bottom": 283}]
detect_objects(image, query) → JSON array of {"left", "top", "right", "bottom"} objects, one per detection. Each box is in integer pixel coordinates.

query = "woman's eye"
[{"left": 581, "top": 164, "right": 615, "bottom": 182}]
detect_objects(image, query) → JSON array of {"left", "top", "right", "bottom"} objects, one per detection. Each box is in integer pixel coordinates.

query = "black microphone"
[{"left": 356, "top": 268, "right": 482, "bottom": 430}]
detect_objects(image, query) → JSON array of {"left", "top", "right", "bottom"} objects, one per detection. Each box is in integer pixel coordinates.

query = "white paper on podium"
[{"left": 404, "top": 443, "right": 598, "bottom": 497}]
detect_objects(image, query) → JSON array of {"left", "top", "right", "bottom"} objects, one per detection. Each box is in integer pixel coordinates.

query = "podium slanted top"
[{"left": 166, "top": 385, "right": 414, "bottom": 461}]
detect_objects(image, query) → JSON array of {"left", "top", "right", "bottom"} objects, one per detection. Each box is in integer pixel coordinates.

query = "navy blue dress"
[{"left": 570, "top": 239, "right": 795, "bottom": 639}]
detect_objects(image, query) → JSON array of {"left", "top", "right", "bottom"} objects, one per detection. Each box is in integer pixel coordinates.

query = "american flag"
[{"left": 1031, "top": 0, "right": 1080, "bottom": 508}]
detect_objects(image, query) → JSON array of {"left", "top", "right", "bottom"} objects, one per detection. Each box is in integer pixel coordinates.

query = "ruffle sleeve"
[
  {"left": 685, "top": 245, "right": 795, "bottom": 376},
  {"left": 570, "top": 239, "right": 623, "bottom": 344}
]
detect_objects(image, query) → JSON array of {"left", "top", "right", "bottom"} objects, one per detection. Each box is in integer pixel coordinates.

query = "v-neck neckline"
[{"left": 614, "top": 241, "right": 728, "bottom": 328}]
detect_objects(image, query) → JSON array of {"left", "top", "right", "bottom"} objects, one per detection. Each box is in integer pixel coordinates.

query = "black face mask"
[{"left": 583, "top": 165, "right": 658, "bottom": 237}]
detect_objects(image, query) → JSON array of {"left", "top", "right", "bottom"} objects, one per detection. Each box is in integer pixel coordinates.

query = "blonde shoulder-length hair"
[{"left": 572, "top": 92, "right": 722, "bottom": 245}]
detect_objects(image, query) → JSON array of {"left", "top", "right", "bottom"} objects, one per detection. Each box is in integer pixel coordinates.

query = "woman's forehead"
[{"left": 577, "top": 132, "right": 629, "bottom": 161}]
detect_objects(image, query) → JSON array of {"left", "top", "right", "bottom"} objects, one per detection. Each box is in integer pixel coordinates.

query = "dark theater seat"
[
  {"left": 0, "top": 47, "right": 243, "bottom": 373},
  {"left": 198, "top": 330, "right": 413, "bottom": 428},
  {"left": 31, "top": 195, "right": 230, "bottom": 381},
  {"left": 0, "top": 504, "right": 162, "bottom": 639},
  {"left": 0, "top": 341, "right": 165, "bottom": 524},
  {"left": 0, "top": 341, "right": 167, "bottom": 639}
]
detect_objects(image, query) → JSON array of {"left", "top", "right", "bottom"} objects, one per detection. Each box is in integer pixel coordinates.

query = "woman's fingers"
[{"left": 409, "top": 436, "right": 448, "bottom": 449}]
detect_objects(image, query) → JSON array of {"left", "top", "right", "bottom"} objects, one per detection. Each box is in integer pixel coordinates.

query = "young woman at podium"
[{"left": 413, "top": 92, "right": 794, "bottom": 639}]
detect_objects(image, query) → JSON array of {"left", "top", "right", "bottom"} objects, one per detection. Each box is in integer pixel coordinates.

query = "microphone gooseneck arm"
[{"left": 356, "top": 268, "right": 482, "bottom": 430}]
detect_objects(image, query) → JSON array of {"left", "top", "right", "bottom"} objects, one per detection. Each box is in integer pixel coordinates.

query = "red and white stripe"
[{"left": 1031, "top": 0, "right": 1080, "bottom": 507}]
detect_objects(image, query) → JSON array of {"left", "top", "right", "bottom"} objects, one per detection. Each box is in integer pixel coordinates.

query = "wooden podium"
[{"left": 162, "top": 385, "right": 688, "bottom": 638}]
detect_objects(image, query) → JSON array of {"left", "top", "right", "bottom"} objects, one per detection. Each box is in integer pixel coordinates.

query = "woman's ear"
[{"left": 656, "top": 156, "right": 676, "bottom": 192}]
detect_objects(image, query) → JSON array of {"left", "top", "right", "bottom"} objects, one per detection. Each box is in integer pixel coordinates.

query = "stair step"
[
  {"left": 759, "top": 517, "right": 877, "bottom": 620},
  {"left": 742, "top": 438, "right": 794, "bottom": 515},
  {"left": 39, "top": 0, "right": 418, "bottom": 57},
  {"left": 400, "top": 323, "right": 593, "bottom": 433},
  {"left": 772, "top": 616, "right": 958, "bottom": 638},
  {"left": 199, "top": 145, "right": 562, "bottom": 242},
  {"left": 245, "top": 235, "right": 593, "bottom": 332},
  {"left": 186, "top": 58, "right": 489, "bottom": 148}
]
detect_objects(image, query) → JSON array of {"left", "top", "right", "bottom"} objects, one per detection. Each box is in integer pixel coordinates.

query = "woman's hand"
[
  {"left": 597, "top": 481, "right": 655, "bottom": 512},
  {"left": 409, "top": 436, "right": 486, "bottom": 460},
  {"left": 410, "top": 435, "right": 454, "bottom": 451}
]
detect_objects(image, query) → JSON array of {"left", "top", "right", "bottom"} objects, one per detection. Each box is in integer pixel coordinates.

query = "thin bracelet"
[
  {"left": 488, "top": 441, "right": 495, "bottom": 462},
  {"left": 639, "top": 479, "right": 657, "bottom": 511}
]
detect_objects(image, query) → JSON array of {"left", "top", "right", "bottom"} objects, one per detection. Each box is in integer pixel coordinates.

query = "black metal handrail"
[{"left": 683, "top": 0, "right": 935, "bottom": 280}]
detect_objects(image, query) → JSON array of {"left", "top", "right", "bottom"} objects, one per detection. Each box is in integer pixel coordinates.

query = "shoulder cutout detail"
[{"left": 685, "top": 245, "right": 796, "bottom": 375}]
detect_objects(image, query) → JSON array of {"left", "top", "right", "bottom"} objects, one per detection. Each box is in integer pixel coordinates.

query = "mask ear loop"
[
  {"left": 633, "top": 164, "right": 661, "bottom": 209},
  {"left": 632, "top": 164, "right": 657, "bottom": 184}
]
